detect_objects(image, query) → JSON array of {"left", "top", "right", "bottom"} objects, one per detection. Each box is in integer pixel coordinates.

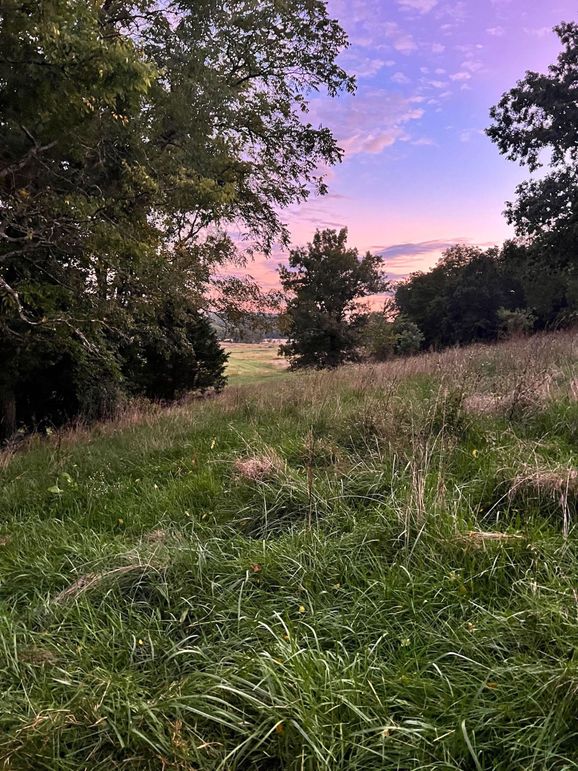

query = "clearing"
[{"left": 224, "top": 340, "right": 289, "bottom": 384}]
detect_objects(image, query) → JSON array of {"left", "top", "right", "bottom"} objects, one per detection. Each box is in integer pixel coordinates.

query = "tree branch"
[{"left": 0, "top": 140, "right": 57, "bottom": 181}]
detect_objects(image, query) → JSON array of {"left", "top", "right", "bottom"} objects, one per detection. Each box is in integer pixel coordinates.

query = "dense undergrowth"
[{"left": 0, "top": 331, "right": 577, "bottom": 770}]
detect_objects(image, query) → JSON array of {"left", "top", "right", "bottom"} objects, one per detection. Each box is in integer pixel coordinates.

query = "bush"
[
  {"left": 363, "top": 313, "right": 395, "bottom": 361},
  {"left": 364, "top": 315, "right": 424, "bottom": 361},
  {"left": 497, "top": 307, "right": 535, "bottom": 338},
  {"left": 392, "top": 317, "right": 424, "bottom": 356}
]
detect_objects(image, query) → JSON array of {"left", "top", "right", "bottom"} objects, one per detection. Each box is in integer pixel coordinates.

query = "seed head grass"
[{"left": 0, "top": 330, "right": 577, "bottom": 769}]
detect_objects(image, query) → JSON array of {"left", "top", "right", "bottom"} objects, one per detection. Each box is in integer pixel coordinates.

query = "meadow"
[
  {"left": 0, "top": 330, "right": 577, "bottom": 770},
  {"left": 224, "top": 342, "right": 288, "bottom": 385}
]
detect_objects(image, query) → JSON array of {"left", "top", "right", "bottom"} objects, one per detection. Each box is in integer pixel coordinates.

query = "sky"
[{"left": 248, "top": 0, "right": 576, "bottom": 291}]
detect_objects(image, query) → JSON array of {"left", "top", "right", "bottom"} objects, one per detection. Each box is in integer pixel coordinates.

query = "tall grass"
[{"left": 0, "top": 330, "right": 577, "bottom": 769}]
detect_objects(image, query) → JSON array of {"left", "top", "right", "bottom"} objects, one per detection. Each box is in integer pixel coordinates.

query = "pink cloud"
[
  {"left": 311, "top": 90, "right": 425, "bottom": 157},
  {"left": 394, "top": 35, "right": 418, "bottom": 54}
]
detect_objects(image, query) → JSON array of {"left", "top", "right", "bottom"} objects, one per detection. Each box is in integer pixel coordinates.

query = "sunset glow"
[{"left": 248, "top": 0, "right": 576, "bottom": 288}]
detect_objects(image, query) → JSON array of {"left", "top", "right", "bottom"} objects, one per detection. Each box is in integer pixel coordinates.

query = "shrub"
[
  {"left": 392, "top": 317, "right": 424, "bottom": 356},
  {"left": 497, "top": 307, "right": 535, "bottom": 338}
]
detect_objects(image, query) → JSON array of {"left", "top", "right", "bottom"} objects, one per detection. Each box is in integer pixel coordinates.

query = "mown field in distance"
[
  {"left": 0, "top": 330, "right": 577, "bottom": 769},
  {"left": 224, "top": 341, "right": 288, "bottom": 385}
]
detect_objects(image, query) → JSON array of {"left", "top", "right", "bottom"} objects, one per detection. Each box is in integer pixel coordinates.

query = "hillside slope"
[{"left": 0, "top": 331, "right": 577, "bottom": 769}]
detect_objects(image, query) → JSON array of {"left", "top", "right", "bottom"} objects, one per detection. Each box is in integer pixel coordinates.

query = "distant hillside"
[{"left": 210, "top": 312, "right": 283, "bottom": 342}]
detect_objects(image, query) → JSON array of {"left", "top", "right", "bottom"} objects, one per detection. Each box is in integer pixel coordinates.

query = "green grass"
[{"left": 0, "top": 331, "right": 577, "bottom": 769}]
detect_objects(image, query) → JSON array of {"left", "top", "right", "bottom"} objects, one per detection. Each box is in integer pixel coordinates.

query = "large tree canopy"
[
  {"left": 0, "top": 0, "right": 353, "bottom": 437},
  {"left": 487, "top": 22, "right": 578, "bottom": 271}
]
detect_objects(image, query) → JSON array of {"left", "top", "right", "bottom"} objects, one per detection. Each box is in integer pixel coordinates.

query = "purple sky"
[{"left": 248, "top": 0, "right": 576, "bottom": 291}]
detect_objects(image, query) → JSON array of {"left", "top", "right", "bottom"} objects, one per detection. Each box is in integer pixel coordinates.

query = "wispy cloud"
[
  {"left": 459, "top": 128, "right": 484, "bottom": 143},
  {"left": 523, "top": 26, "right": 552, "bottom": 38},
  {"left": 313, "top": 90, "right": 425, "bottom": 156},
  {"left": 341, "top": 52, "right": 393, "bottom": 78},
  {"left": 391, "top": 71, "right": 411, "bottom": 84},
  {"left": 375, "top": 238, "right": 467, "bottom": 259},
  {"left": 450, "top": 71, "right": 471, "bottom": 81},
  {"left": 398, "top": 0, "right": 438, "bottom": 13},
  {"left": 394, "top": 34, "right": 418, "bottom": 54},
  {"left": 266, "top": 0, "right": 576, "bottom": 281},
  {"left": 372, "top": 238, "right": 472, "bottom": 278}
]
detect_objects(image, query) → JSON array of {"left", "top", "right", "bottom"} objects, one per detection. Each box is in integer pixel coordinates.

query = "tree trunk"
[{"left": 0, "top": 386, "right": 16, "bottom": 442}]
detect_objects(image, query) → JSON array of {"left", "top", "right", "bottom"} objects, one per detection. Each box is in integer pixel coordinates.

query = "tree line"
[{"left": 279, "top": 23, "right": 578, "bottom": 369}]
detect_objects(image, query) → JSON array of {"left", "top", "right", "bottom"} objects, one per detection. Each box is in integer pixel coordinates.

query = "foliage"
[
  {"left": 210, "top": 276, "right": 284, "bottom": 344},
  {"left": 0, "top": 0, "right": 352, "bottom": 438},
  {"left": 392, "top": 316, "right": 424, "bottom": 355},
  {"left": 394, "top": 27, "right": 578, "bottom": 356},
  {"left": 0, "top": 330, "right": 577, "bottom": 768},
  {"left": 487, "top": 23, "right": 578, "bottom": 254},
  {"left": 395, "top": 244, "right": 525, "bottom": 349},
  {"left": 497, "top": 307, "right": 535, "bottom": 339},
  {"left": 363, "top": 311, "right": 396, "bottom": 361},
  {"left": 487, "top": 21, "right": 578, "bottom": 312},
  {"left": 279, "top": 229, "right": 387, "bottom": 369},
  {"left": 364, "top": 311, "right": 424, "bottom": 360},
  {"left": 122, "top": 302, "right": 228, "bottom": 401}
]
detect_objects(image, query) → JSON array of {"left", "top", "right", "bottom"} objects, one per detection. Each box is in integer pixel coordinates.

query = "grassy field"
[
  {"left": 0, "top": 331, "right": 577, "bottom": 769},
  {"left": 224, "top": 341, "right": 288, "bottom": 384}
]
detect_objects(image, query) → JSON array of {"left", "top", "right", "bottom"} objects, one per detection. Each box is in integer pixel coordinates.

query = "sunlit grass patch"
[{"left": 224, "top": 341, "right": 289, "bottom": 384}]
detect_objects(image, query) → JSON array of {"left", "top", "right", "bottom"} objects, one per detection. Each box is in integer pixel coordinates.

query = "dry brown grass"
[
  {"left": 233, "top": 451, "right": 283, "bottom": 481},
  {"left": 462, "top": 393, "right": 504, "bottom": 415},
  {"left": 456, "top": 531, "right": 525, "bottom": 548},
  {"left": 509, "top": 466, "right": 578, "bottom": 496},
  {"left": 19, "top": 647, "right": 58, "bottom": 666},
  {"left": 143, "top": 528, "right": 170, "bottom": 544},
  {"left": 463, "top": 373, "right": 556, "bottom": 416},
  {"left": 51, "top": 564, "right": 158, "bottom": 605}
]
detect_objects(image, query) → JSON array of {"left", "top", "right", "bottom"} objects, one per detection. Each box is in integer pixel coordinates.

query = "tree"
[
  {"left": 499, "top": 240, "right": 573, "bottom": 328},
  {"left": 395, "top": 245, "right": 525, "bottom": 348},
  {"left": 0, "top": 0, "right": 353, "bottom": 438},
  {"left": 279, "top": 229, "right": 387, "bottom": 369},
  {"left": 122, "top": 301, "right": 228, "bottom": 401},
  {"left": 487, "top": 22, "right": 578, "bottom": 319},
  {"left": 497, "top": 307, "right": 535, "bottom": 339}
]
